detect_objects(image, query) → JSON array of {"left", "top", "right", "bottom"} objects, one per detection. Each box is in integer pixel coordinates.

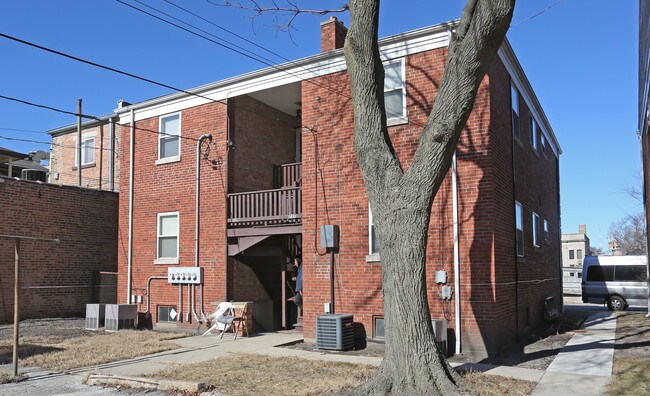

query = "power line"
[
  {"left": 0, "top": 127, "right": 52, "bottom": 135},
  {"left": 0, "top": 134, "right": 120, "bottom": 157},
  {"left": 511, "top": 0, "right": 565, "bottom": 28}
]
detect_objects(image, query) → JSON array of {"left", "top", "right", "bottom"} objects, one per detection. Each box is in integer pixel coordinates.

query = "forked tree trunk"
[{"left": 344, "top": 0, "right": 515, "bottom": 394}]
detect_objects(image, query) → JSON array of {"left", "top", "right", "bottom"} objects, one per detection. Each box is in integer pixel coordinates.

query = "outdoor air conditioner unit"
[
  {"left": 316, "top": 314, "right": 354, "bottom": 351},
  {"left": 105, "top": 304, "right": 137, "bottom": 331},
  {"left": 85, "top": 303, "right": 106, "bottom": 330},
  {"left": 432, "top": 318, "right": 448, "bottom": 356},
  {"left": 21, "top": 169, "right": 47, "bottom": 182}
]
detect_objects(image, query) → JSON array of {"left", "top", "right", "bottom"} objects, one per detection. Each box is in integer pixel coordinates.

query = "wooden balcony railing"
[
  {"left": 228, "top": 186, "right": 301, "bottom": 227},
  {"left": 273, "top": 162, "right": 301, "bottom": 189}
]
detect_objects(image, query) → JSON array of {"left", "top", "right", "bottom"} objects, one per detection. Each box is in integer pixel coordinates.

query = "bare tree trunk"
[{"left": 345, "top": 0, "right": 515, "bottom": 394}]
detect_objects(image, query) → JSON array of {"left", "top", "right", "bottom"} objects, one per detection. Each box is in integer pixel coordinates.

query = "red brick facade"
[
  {"left": 0, "top": 177, "right": 118, "bottom": 323},
  {"left": 115, "top": 21, "right": 560, "bottom": 357}
]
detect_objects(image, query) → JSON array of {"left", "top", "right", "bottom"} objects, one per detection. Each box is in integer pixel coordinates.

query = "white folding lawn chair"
[{"left": 201, "top": 302, "right": 234, "bottom": 337}]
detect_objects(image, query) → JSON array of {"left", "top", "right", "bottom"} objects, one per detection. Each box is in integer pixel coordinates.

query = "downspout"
[
  {"left": 108, "top": 118, "right": 115, "bottom": 192},
  {"left": 193, "top": 133, "right": 213, "bottom": 323},
  {"left": 451, "top": 152, "right": 462, "bottom": 355},
  {"left": 126, "top": 109, "right": 135, "bottom": 304},
  {"left": 224, "top": 92, "right": 234, "bottom": 302},
  {"left": 510, "top": 106, "right": 520, "bottom": 341}
]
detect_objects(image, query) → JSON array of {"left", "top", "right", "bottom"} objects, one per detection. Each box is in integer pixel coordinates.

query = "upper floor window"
[
  {"left": 577, "top": 249, "right": 583, "bottom": 260},
  {"left": 157, "top": 212, "right": 179, "bottom": 264},
  {"left": 530, "top": 118, "right": 538, "bottom": 151},
  {"left": 569, "top": 249, "right": 575, "bottom": 260},
  {"left": 384, "top": 59, "right": 406, "bottom": 122},
  {"left": 540, "top": 132, "right": 547, "bottom": 156},
  {"left": 159, "top": 113, "right": 180, "bottom": 163},
  {"left": 543, "top": 220, "right": 549, "bottom": 242},
  {"left": 511, "top": 83, "right": 520, "bottom": 140},
  {"left": 532, "top": 212, "right": 540, "bottom": 247},
  {"left": 515, "top": 201, "right": 524, "bottom": 257},
  {"left": 75, "top": 136, "right": 95, "bottom": 166}
]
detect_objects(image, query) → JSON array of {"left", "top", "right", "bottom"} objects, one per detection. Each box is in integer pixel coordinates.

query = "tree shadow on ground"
[{"left": 0, "top": 343, "right": 63, "bottom": 364}]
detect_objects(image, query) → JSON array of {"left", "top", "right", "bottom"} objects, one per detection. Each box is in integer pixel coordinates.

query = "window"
[
  {"left": 373, "top": 316, "right": 385, "bottom": 339},
  {"left": 543, "top": 220, "right": 549, "bottom": 242},
  {"left": 541, "top": 132, "right": 547, "bottom": 156},
  {"left": 532, "top": 212, "right": 540, "bottom": 247},
  {"left": 614, "top": 265, "right": 647, "bottom": 282},
  {"left": 75, "top": 136, "right": 95, "bottom": 166},
  {"left": 157, "top": 212, "right": 179, "bottom": 263},
  {"left": 515, "top": 201, "right": 524, "bottom": 257},
  {"left": 587, "top": 266, "right": 614, "bottom": 282},
  {"left": 159, "top": 113, "right": 180, "bottom": 162},
  {"left": 369, "top": 206, "right": 380, "bottom": 256},
  {"left": 158, "top": 306, "right": 178, "bottom": 322},
  {"left": 530, "top": 118, "right": 538, "bottom": 151},
  {"left": 577, "top": 249, "right": 583, "bottom": 260},
  {"left": 384, "top": 59, "right": 406, "bottom": 122},
  {"left": 511, "top": 83, "right": 520, "bottom": 140},
  {"left": 569, "top": 250, "right": 575, "bottom": 260}
]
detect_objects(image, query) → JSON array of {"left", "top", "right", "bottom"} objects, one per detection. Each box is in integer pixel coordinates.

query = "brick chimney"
[
  {"left": 579, "top": 224, "right": 587, "bottom": 235},
  {"left": 320, "top": 16, "right": 347, "bottom": 52}
]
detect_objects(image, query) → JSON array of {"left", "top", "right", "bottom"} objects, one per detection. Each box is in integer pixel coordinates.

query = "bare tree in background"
[
  {"left": 221, "top": 0, "right": 516, "bottom": 393},
  {"left": 609, "top": 213, "right": 647, "bottom": 255}
]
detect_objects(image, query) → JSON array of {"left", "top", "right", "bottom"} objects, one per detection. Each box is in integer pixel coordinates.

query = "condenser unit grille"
[
  {"left": 105, "top": 304, "right": 137, "bottom": 331},
  {"left": 316, "top": 314, "right": 354, "bottom": 351},
  {"left": 85, "top": 304, "right": 106, "bottom": 330}
]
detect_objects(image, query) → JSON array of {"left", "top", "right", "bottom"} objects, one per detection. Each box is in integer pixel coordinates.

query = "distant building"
[
  {"left": 561, "top": 224, "right": 590, "bottom": 278},
  {"left": 0, "top": 146, "right": 49, "bottom": 181}
]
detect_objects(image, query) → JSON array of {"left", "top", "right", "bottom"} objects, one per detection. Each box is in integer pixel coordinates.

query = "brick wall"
[
  {"left": 300, "top": 46, "right": 561, "bottom": 358},
  {"left": 50, "top": 122, "right": 120, "bottom": 191},
  {"left": 0, "top": 177, "right": 118, "bottom": 323}
]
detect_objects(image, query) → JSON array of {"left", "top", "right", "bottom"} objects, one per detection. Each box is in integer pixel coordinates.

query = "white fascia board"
[
  {"left": 498, "top": 39, "right": 562, "bottom": 156},
  {"left": 117, "top": 23, "right": 452, "bottom": 124}
]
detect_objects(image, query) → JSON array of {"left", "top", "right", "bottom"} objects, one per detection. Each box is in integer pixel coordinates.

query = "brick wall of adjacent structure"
[
  {"left": 300, "top": 47, "right": 561, "bottom": 358},
  {"left": 50, "top": 123, "right": 120, "bottom": 191},
  {"left": 117, "top": 101, "right": 229, "bottom": 325},
  {"left": 0, "top": 177, "right": 118, "bottom": 323}
]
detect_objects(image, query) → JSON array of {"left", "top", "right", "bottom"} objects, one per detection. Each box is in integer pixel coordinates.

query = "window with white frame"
[
  {"left": 369, "top": 206, "right": 380, "bottom": 256},
  {"left": 75, "top": 136, "right": 95, "bottom": 166},
  {"left": 384, "top": 59, "right": 406, "bottom": 121},
  {"left": 530, "top": 118, "right": 538, "bottom": 151},
  {"left": 157, "top": 212, "right": 179, "bottom": 262},
  {"left": 511, "top": 83, "right": 520, "bottom": 140},
  {"left": 532, "top": 212, "right": 540, "bottom": 247},
  {"left": 515, "top": 201, "right": 524, "bottom": 257},
  {"left": 540, "top": 132, "right": 547, "bottom": 156},
  {"left": 159, "top": 113, "right": 180, "bottom": 161}
]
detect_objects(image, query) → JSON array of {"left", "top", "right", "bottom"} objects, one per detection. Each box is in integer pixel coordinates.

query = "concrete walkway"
[
  {"left": 532, "top": 311, "right": 616, "bottom": 396},
  {"left": 0, "top": 312, "right": 618, "bottom": 395}
]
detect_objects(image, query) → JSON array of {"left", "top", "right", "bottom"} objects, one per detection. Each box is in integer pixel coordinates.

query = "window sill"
[
  {"left": 156, "top": 156, "right": 181, "bottom": 165},
  {"left": 71, "top": 163, "right": 96, "bottom": 171},
  {"left": 154, "top": 258, "right": 179, "bottom": 265},
  {"left": 366, "top": 253, "right": 381, "bottom": 263},
  {"left": 387, "top": 117, "right": 408, "bottom": 127}
]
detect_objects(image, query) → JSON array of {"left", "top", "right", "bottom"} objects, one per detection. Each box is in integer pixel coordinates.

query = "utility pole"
[
  {"left": 77, "top": 99, "right": 82, "bottom": 187},
  {"left": 0, "top": 235, "right": 60, "bottom": 378}
]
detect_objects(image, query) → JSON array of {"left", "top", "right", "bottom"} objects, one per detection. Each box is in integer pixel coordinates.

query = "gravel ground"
[{"left": 0, "top": 318, "right": 93, "bottom": 341}]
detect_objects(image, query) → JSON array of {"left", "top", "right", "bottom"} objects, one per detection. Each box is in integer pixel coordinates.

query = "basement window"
[
  {"left": 158, "top": 305, "right": 178, "bottom": 322},
  {"left": 373, "top": 316, "right": 385, "bottom": 340}
]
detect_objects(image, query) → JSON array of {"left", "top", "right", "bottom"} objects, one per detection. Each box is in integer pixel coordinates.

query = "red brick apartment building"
[
  {"left": 640, "top": 0, "right": 650, "bottom": 309},
  {"left": 113, "top": 18, "right": 561, "bottom": 358}
]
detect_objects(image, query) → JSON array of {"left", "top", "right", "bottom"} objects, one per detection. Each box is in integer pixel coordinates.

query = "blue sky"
[{"left": 0, "top": 1, "right": 640, "bottom": 249}]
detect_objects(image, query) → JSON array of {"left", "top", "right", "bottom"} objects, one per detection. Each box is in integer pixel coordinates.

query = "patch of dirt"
[
  {"left": 283, "top": 339, "right": 385, "bottom": 357},
  {"left": 0, "top": 318, "right": 94, "bottom": 341}
]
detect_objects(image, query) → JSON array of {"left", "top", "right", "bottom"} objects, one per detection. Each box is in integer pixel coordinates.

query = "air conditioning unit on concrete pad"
[
  {"left": 316, "top": 314, "right": 354, "bottom": 351},
  {"left": 85, "top": 304, "right": 106, "bottom": 330},
  {"left": 105, "top": 304, "right": 137, "bottom": 331}
]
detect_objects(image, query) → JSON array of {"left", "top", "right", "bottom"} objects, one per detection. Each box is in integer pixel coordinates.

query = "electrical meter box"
[
  {"left": 320, "top": 225, "right": 340, "bottom": 250},
  {"left": 435, "top": 270, "right": 447, "bottom": 284}
]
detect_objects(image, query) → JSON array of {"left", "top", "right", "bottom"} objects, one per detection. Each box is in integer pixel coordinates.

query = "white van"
[{"left": 581, "top": 255, "right": 648, "bottom": 310}]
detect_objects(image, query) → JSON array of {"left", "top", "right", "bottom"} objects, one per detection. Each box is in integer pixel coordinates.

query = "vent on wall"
[
  {"left": 21, "top": 169, "right": 47, "bottom": 182},
  {"left": 316, "top": 314, "right": 354, "bottom": 351}
]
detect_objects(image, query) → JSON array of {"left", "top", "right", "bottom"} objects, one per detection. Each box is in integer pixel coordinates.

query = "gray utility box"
[
  {"left": 105, "top": 304, "right": 137, "bottom": 331},
  {"left": 432, "top": 318, "right": 448, "bottom": 356},
  {"left": 85, "top": 304, "right": 106, "bottom": 330},
  {"left": 316, "top": 314, "right": 354, "bottom": 351}
]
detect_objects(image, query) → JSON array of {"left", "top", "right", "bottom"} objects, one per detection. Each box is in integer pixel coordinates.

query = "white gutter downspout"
[
  {"left": 452, "top": 152, "right": 461, "bottom": 355},
  {"left": 193, "top": 134, "right": 212, "bottom": 323},
  {"left": 108, "top": 118, "right": 115, "bottom": 192},
  {"left": 126, "top": 109, "right": 135, "bottom": 304}
]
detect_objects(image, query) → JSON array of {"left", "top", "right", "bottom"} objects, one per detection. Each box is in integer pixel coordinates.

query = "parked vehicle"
[{"left": 581, "top": 255, "right": 648, "bottom": 310}]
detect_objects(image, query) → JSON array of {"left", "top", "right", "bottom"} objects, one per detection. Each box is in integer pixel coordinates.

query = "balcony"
[{"left": 227, "top": 163, "right": 301, "bottom": 229}]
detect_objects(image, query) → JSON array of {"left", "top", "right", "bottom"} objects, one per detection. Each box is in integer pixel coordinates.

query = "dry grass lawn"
[
  {"left": 150, "top": 353, "right": 535, "bottom": 396},
  {"left": 0, "top": 330, "right": 183, "bottom": 372},
  {"left": 608, "top": 312, "right": 650, "bottom": 396}
]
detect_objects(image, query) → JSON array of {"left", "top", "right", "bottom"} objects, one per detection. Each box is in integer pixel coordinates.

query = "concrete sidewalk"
[{"left": 532, "top": 311, "right": 616, "bottom": 396}]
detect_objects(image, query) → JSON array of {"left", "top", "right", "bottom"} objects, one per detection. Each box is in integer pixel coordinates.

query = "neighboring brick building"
[
  {"left": 639, "top": 0, "right": 650, "bottom": 313},
  {"left": 48, "top": 111, "right": 122, "bottom": 191},
  {"left": 0, "top": 177, "right": 118, "bottom": 322},
  {"left": 114, "top": 18, "right": 561, "bottom": 358}
]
